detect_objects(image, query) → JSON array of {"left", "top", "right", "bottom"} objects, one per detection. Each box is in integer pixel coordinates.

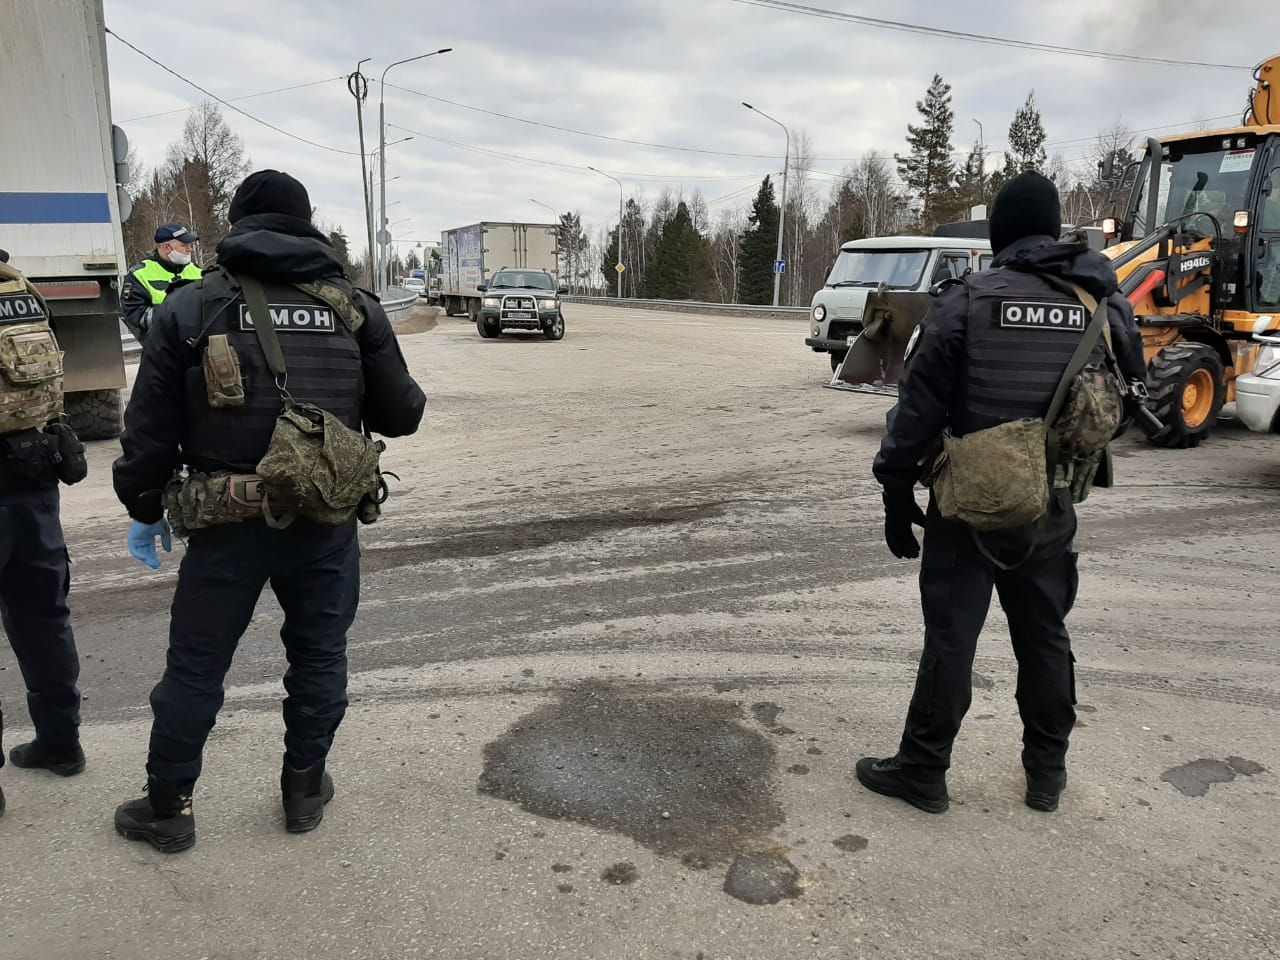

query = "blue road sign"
[{"left": 773, "top": 259, "right": 787, "bottom": 274}]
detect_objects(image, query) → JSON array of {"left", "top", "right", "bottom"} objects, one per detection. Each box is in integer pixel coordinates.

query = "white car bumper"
[{"left": 1234, "top": 373, "right": 1280, "bottom": 432}]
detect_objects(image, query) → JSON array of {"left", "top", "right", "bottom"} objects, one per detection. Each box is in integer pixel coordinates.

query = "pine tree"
[
  {"left": 737, "top": 176, "right": 779, "bottom": 305},
  {"left": 649, "top": 201, "right": 708, "bottom": 300},
  {"left": 328, "top": 228, "right": 356, "bottom": 278},
  {"left": 1007, "top": 91, "right": 1048, "bottom": 174},
  {"left": 896, "top": 74, "right": 957, "bottom": 231},
  {"left": 953, "top": 142, "right": 987, "bottom": 215}
]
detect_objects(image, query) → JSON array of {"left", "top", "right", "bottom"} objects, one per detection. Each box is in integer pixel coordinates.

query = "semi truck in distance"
[{"left": 439, "top": 222, "right": 558, "bottom": 322}]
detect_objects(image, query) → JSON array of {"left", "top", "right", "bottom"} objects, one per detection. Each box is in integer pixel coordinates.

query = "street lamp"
[
  {"left": 972, "top": 118, "right": 985, "bottom": 210},
  {"left": 743, "top": 102, "right": 790, "bottom": 307},
  {"left": 367, "top": 137, "right": 412, "bottom": 288},
  {"left": 379, "top": 48, "right": 451, "bottom": 295},
  {"left": 348, "top": 58, "right": 374, "bottom": 287},
  {"left": 588, "top": 167, "right": 624, "bottom": 298},
  {"left": 530, "top": 198, "right": 560, "bottom": 284}
]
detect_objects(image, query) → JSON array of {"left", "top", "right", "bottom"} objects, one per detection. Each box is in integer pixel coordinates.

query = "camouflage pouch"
[
  {"left": 255, "top": 401, "right": 384, "bottom": 527},
  {"left": 930, "top": 419, "right": 1050, "bottom": 531},
  {"left": 163, "top": 472, "right": 264, "bottom": 536},
  {"left": 0, "top": 320, "right": 64, "bottom": 435},
  {"left": 1054, "top": 365, "right": 1123, "bottom": 458},
  {"left": 203, "top": 334, "right": 245, "bottom": 408}
]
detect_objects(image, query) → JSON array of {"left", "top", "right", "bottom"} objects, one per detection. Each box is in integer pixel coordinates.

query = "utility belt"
[
  {"left": 163, "top": 472, "right": 267, "bottom": 536},
  {"left": 165, "top": 468, "right": 386, "bottom": 536},
  {"left": 0, "top": 421, "right": 88, "bottom": 493}
]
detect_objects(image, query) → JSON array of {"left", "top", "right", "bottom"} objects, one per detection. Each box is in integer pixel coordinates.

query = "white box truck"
[
  {"left": 439, "top": 222, "right": 557, "bottom": 321},
  {"left": 1, "top": 0, "right": 129, "bottom": 438}
]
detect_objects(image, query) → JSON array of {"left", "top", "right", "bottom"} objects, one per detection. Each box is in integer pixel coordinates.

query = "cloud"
[{"left": 101, "top": 0, "right": 1278, "bottom": 257}]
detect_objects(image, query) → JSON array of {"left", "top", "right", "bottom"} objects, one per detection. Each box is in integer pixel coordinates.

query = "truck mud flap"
[{"left": 822, "top": 290, "right": 929, "bottom": 397}]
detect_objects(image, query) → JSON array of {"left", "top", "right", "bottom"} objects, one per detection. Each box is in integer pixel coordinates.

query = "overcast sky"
[{"left": 101, "top": 0, "right": 1277, "bottom": 256}]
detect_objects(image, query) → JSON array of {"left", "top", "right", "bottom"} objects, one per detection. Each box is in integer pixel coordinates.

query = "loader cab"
[
  {"left": 805, "top": 236, "right": 991, "bottom": 373},
  {"left": 1103, "top": 127, "right": 1280, "bottom": 446}
]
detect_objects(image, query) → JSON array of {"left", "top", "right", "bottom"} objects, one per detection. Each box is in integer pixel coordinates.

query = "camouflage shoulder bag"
[
  {"left": 931, "top": 287, "right": 1110, "bottom": 532},
  {"left": 237, "top": 274, "right": 385, "bottom": 528}
]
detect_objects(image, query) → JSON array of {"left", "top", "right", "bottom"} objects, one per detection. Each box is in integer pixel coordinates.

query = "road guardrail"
[{"left": 562, "top": 295, "right": 808, "bottom": 320}]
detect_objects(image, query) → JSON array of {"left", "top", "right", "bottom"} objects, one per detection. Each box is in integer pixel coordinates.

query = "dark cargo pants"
[
  {"left": 0, "top": 486, "right": 82, "bottom": 765},
  {"left": 146, "top": 518, "right": 360, "bottom": 791},
  {"left": 897, "top": 498, "right": 1079, "bottom": 782}
]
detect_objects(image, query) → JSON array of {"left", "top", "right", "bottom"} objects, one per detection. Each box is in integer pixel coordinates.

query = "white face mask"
[{"left": 167, "top": 250, "right": 192, "bottom": 266}]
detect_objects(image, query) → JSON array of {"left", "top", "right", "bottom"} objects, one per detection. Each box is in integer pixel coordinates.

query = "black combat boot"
[
  {"left": 281, "top": 758, "right": 335, "bottom": 833},
  {"left": 9, "top": 739, "right": 86, "bottom": 777},
  {"left": 114, "top": 779, "right": 195, "bottom": 853},
  {"left": 855, "top": 755, "right": 950, "bottom": 814},
  {"left": 1026, "top": 771, "right": 1067, "bottom": 813}
]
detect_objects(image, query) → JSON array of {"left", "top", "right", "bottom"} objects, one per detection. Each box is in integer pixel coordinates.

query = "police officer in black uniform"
[
  {"left": 0, "top": 248, "right": 87, "bottom": 818},
  {"left": 857, "top": 172, "right": 1147, "bottom": 814},
  {"left": 111, "top": 171, "right": 426, "bottom": 851}
]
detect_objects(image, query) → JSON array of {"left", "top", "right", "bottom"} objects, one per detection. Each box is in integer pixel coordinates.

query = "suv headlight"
[
  {"left": 1256, "top": 344, "right": 1280, "bottom": 377},
  {"left": 812, "top": 304, "right": 826, "bottom": 322},
  {"left": 482, "top": 297, "right": 500, "bottom": 308},
  {"left": 538, "top": 298, "right": 558, "bottom": 310}
]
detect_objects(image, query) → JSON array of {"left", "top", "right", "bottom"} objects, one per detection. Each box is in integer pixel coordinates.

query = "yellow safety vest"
[{"left": 131, "top": 258, "right": 203, "bottom": 305}]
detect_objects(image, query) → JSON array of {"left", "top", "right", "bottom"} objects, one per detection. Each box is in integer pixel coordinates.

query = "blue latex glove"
[{"left": 127, "top": 520, "right": 172, "bottom": 570}]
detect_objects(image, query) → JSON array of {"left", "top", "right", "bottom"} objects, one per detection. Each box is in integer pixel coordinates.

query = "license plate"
[{"left": 506, "top": 311, "right": 533, "bottom": 319}]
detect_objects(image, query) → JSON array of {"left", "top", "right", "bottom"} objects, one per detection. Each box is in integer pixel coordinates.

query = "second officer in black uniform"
[
  {"left": 857, "top": 172, "right": 1147, "bottom": 815},
  {"left": 111, "top": 170, "right": 426, "bottom": 852}
]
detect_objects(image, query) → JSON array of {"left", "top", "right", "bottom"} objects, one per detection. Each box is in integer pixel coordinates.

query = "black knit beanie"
[
  {"left": 228, "top": 170, "right": 312, "bottom": 223},
  {"left": 989, "top": 171, "right": 1061, "bottom": 256}
]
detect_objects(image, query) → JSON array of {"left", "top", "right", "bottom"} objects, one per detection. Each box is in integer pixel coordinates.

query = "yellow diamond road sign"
[{"left": 615, "top": 263, "right": 625, "bottom": 273}]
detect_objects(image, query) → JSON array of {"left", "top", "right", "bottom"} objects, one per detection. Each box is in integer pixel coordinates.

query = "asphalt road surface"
[{"left": 3, "top": 303, "right": 1278, "bottom": 959}]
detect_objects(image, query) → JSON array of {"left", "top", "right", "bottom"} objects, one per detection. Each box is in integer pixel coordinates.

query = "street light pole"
[
  {"left": 529, "top": 198, "right": 560, "bottom": 283},
  {"left": 972, "top": 118, "right": 985, "bottom": 209},
  {"left": 348, "top": 58, "right": 375, "bottom": 287},
  {"left": 588, "top": 167, "right": 624, "bottom": 298},
  {"left": 379, "top": 48, "right": 451, "bottom": 296},
  {"left": 743, "top": 102, "right": 789, "bottom": 307}
]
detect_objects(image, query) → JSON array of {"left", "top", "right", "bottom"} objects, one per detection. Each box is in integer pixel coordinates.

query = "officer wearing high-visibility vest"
[{"left": 120, "top": 223, "right": 203, "bottom": 341}]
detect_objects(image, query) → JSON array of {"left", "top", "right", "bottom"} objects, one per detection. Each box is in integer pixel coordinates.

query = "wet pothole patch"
[
  {"left": 1160, "top": 757, "right": 1266, "bottom": 797},
  {"left": 480, "top": 681, "right": 792, "bottom": 903}
]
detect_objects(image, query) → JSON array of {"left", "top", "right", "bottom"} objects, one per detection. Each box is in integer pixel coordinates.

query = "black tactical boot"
[
  {"left": 855, "top": 755, "right": 950, "bottom": 814},
  {"left": 281, "top": 758, "right": 335, "bottom": 833},
  {"left": 1026, "top": 771, "right": 1067, "bottom": 812},
  {"left": 9, "top": 739, "right": 86, "bottom": 777},
  {"left": 114, "top": 779, "right": 195, "bottom": 853}
]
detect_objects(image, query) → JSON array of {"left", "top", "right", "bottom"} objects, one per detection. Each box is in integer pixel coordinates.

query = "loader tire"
[
  {"left": 1147, "top": 343, "right": 1225, "bottom": 448},
  {"left": 64, "top": 389, "right": 123, "bottom": 441}
]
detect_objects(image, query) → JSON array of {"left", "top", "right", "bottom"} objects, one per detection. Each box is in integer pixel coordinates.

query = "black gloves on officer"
[{"left": 882, "top": 486, "right": 926, "bottom": 559}]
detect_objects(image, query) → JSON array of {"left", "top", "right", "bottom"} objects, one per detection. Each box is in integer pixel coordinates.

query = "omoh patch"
[{"left": 999, "top": 300, "right": 1086, "bottom": 331}]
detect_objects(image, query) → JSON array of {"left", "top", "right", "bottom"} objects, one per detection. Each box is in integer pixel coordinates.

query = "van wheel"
[
  {"left": 64, "top": 389, "right": 122, "bottom": 440},
  {"left": 1147, "top": 343, "right": 1226, "bottom": 448}
]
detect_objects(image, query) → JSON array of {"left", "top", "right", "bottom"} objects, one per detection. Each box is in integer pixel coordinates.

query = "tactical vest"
[
  {"left": 955, "top": 268, "right": 1105, "bottom": 437},
  {"left": 131, "top": 258, "right": 204, "bottom": 305},
  {"left": 184, "top": 271, "right": 364, "bottom": 475},
  {"left": 0, "top": 263, "right": 63, "bottom": 434}
]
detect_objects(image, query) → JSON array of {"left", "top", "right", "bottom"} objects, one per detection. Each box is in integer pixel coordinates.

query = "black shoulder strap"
[
  {"left": 1045, "top": 282, "right": 1109, "bottom": 425},
  {"left": 236, "top": 273, "right": 288, "bottom": 380}
]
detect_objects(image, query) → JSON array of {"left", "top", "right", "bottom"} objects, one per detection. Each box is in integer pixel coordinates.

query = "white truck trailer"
[
  {"left": 1, "top": 0, "right": 129, "bottom": 438},
  {"left": 439, "top": 222, "right": 558, "bottom": 321}
]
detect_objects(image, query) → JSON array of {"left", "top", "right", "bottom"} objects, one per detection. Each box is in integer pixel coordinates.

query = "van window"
[
  {"left": 978, "top": 254, "right": 994, "bottom": 271},
  {"left": 826, "top": 248, "right": 931, "bottom": 290}
]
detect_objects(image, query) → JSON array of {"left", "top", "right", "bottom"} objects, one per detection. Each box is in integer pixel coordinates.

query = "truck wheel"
[
  {"left": 1147, "top": 343, "right": 1226, "bottom": 448},
  {"left": 542, "top": 313, "right": 565, "bottom": 340},
  {"left": 466, "top": 299, "right": 479, "bottom": 324},
  {"left": 64, "top": 388, "right": 122, "bottom": 440},
  {"left": 829, "top": 351, "right": 846, "bottom": 373}
]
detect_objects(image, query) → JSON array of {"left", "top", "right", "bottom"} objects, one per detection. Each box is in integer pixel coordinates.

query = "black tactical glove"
[{"left": 882, "top": 485, "right": 926, "bottom": 559}]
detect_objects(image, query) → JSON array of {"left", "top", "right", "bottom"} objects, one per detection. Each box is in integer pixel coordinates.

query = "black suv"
[{"left": 476, "top": 269, "right": 567, "bottom": 340}]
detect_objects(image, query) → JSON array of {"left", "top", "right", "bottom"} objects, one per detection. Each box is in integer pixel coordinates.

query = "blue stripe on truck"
[{"left": 0, "top": 192, "right": 113, "bottom": 224}]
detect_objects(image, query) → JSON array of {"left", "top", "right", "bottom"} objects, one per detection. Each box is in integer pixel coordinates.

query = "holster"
[{"left": 163, "top": 471, "right": 265, "bottom": 536}]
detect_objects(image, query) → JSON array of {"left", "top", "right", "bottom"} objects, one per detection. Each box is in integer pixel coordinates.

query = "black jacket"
[
  {"left": 873, "top": 235, "right": 1146, "bottom": 490},
  {"left": 113, "top": 214, "right": 426, "bottom": 522}
]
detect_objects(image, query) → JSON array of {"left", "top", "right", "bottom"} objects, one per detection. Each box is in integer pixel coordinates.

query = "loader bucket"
[{"left": 823, "top": 290, "right": 931, "bottom": 397}]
